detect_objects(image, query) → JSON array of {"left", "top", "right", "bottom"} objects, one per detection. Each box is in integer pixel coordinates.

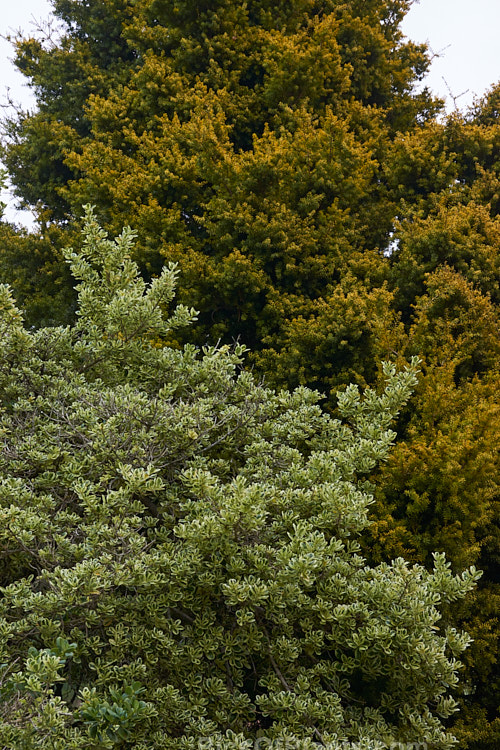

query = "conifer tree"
[
  {"left": 1, "top": 0, "right": 437, "bottom": 377},
  {"left": 364, "top": 266, "right": 500, "bottom": 749}
]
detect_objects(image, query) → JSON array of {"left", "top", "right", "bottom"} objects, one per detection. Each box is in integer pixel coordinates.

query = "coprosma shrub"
[{"left": 0, "top": 208, "right": 480, "bottom": 749}]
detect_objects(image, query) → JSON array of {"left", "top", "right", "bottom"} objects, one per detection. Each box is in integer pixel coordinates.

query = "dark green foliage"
[{"left": 1, "top": 0, "right": 437, "bottom": 376}]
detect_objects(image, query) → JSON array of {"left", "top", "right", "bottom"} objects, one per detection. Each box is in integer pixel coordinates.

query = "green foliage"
[
  {"left": 1, "top": 3, "right": 499, "bottom": 747},
  {"left": 0, "top": 219, "right": 77, "bottom": 327},
  {"left": 1, "top": 0, "right": 438, "bottom": 386},
  {"left": 364, "top": 267, "right": 500, "bottom": 748},
  {"left": 0, "top": 210, "right": 480, "bottom": 748},
  {"left": 377, "top": 100, "right": 500, "bottom": 747}
]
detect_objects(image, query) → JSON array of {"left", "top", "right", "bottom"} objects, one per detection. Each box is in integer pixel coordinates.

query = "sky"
[
  {"left": 1, "top": 0, "right": 500, "bottom": 226},
  {"left": 401, "top": 0, "right": 500, "bottom": 110}
]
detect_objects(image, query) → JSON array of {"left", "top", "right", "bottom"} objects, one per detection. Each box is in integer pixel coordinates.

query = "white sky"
[
  {"left": 401, "top": 0, "right": 500, "bottom": 110},
  {"left": 1, "top": 0, "right": 500, "bottom": 227}
]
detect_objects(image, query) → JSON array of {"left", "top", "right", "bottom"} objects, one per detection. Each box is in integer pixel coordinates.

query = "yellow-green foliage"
[
  {"left": 365, "top": 268, "right": 500, "bottom": 747},
  {"left": 1, "top": 0, "right": 436, "bottom": 378}
]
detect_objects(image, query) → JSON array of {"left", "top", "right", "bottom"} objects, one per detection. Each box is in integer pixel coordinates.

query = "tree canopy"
[
  {"left": 0, "top": 209, "right": 480, "bottom": 749},
  {"left": 1, "top": 0, "right": 436, "bottom": 363},
  {"left": 0, "top": 1, "right": 499, "bottom": 746}
]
